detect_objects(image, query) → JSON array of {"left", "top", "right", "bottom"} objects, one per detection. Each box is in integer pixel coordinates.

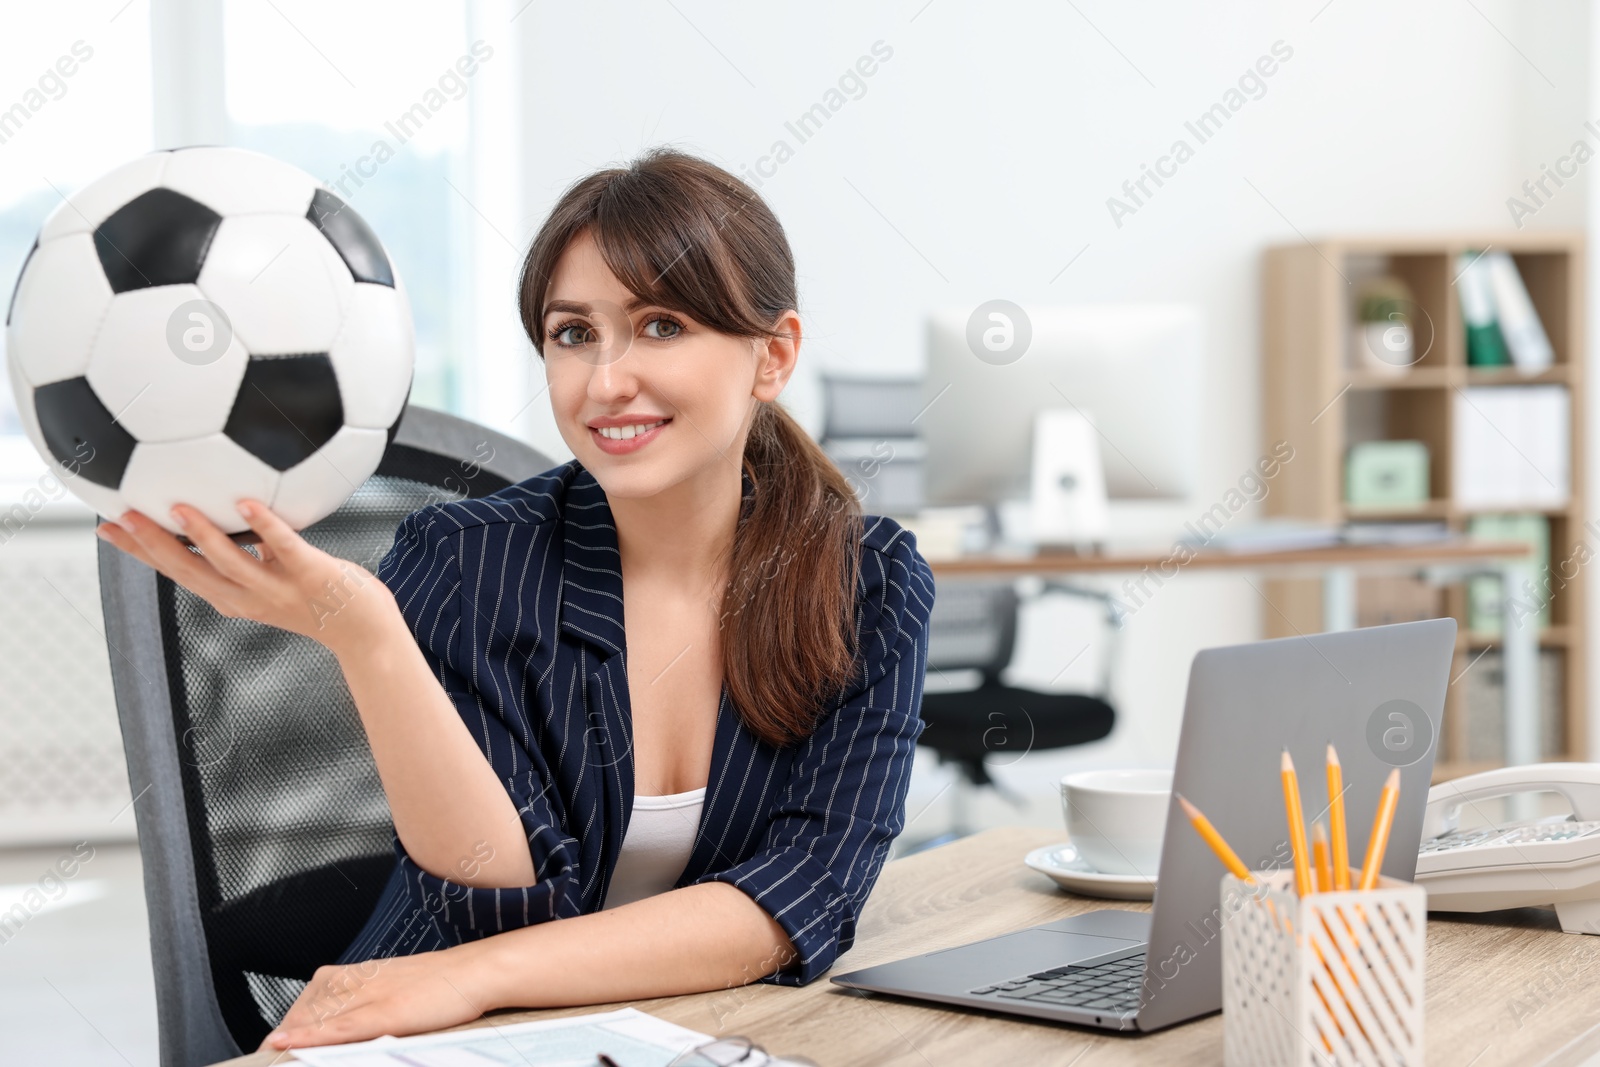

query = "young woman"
[{"left": 94, "top": 147, "right": 935, "bottom": 1048}]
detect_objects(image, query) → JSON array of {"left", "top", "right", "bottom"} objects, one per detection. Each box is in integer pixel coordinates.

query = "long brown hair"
[{"left": 517, "top": 147, "right": 864, "bottom": 748}]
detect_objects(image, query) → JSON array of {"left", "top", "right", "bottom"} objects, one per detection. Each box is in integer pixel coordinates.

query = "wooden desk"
[{"left": 219, "top": 826, "right": 1600, "bottom": 1067}]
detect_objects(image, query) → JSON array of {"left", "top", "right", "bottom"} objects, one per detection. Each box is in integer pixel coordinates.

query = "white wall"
[{"left": 508, "top": 0, "right": 1591, "bottom": 834}]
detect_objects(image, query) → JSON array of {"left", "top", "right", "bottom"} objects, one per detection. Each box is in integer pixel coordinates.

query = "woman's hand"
[
  {"left": 95, "top": 500, "right": 394, "bottom": 658},
  {"left": 260, "top": 947, "right": 492, "bottom": 1050}
]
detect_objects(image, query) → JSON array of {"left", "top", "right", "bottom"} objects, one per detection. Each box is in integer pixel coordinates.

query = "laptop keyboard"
[{"left": 967, "top": 951, "right": 1145, "bottom": 1013}]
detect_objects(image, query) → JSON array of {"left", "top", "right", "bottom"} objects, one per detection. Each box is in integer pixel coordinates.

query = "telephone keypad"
[{"left": 1421, "top": 819, "right": 1600, "bottom": 852}]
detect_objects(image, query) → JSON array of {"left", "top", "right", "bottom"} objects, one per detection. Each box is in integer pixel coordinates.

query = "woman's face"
[{"left": 540, "top": 230, "right": 796, "bottom": 500}]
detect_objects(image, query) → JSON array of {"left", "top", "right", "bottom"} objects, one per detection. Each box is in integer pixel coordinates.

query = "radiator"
[{"left": 0, "top": 484, "right": 134, "bottom": 846}]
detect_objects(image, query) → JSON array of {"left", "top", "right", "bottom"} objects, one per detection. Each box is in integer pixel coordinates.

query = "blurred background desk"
[{"left": 921, "top": 539, "right": 1536, "bottom": 799}]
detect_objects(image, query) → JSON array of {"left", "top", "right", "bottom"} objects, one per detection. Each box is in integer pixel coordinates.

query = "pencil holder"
[{"left": 1221, "top": 870, "right": 1426, "bottom": 1067}]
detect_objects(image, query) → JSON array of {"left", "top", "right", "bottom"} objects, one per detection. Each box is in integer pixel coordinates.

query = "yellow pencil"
[
  {"left": 1177, "top": 794, "right": 1294, "bottom": 938},
  {"left": 1177, "top": 793, "right": 1255, "bottom": 883},
  {"left": 1326, "top": 743, "right": 1351, "bottom": 891},
  {"left": 1281, "top": 750, "right": 1313, "bottom": 897},
  {"left": 1358, "top": 768, "right": 1402, "bottom": 890},
  {"left": 1312, "top": 819, "right": 1332, "bottom": 893}
]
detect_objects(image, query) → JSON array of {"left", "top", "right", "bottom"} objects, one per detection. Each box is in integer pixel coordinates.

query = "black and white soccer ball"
[{"left": 4, "top": 145, "right": 414, "bottom": 538}]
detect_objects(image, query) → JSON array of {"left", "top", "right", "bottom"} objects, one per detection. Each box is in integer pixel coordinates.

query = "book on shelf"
[
  {"left": 1484, "top": 251, "right": 1555, "bottom": 373},
  {"left": 1457, "top": 251, "right": 1510, "bottom": 367},
  {"left": 1455, "top": 250, "right": 1555, "bottom": 373},
  {"left": 1451, "top": 384, "right": 1570, "bottom": 509}
]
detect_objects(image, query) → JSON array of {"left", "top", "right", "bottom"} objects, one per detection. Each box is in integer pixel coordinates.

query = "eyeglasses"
[{"left": 667, "top": 1034, "right": 819, "bottom": 1067}]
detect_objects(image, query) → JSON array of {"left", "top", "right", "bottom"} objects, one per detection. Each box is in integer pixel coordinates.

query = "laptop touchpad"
[{"left": 913, "top": 929, "right": 1142, "bottom": 991}]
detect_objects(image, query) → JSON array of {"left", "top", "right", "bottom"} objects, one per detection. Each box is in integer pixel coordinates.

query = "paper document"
[{"left": 287, "top": 1007, "right": 712, "bottom": 1067}]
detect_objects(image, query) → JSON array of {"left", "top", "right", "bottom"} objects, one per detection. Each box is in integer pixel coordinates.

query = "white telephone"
[{"left": 1415, "top": 763, "right": 1600, "bottom": 934}]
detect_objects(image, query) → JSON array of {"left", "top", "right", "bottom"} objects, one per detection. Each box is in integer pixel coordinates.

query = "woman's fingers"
[
  {"left": 271, "top": 1006, "right": 382, "bottom": 1048},
  {"left": 269, "top": 966, "right": 370, "bottom": 1047},
  {"left": 235, "top": 497, "right": 307, "bottom": 565},
  {"left": 171, "top": 504, "right": 262, "bottom": 586},
  {"left": 97, "top": 520, "right": 207, "bottom": 598},
  {"left": 102, "top": 499, "right": 372, "bottom": 647},
  {"left": 95, "top": 521, "right": 159, "bottom": 571},
  {"left": 113, "top": 509, "right": 246, "bottom": 606}
]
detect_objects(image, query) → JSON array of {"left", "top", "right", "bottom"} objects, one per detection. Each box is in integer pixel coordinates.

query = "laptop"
[{"left": 831, "top": 617, "right": 1456, "bottom": 1032}]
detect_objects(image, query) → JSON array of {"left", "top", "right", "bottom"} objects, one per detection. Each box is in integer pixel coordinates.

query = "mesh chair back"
[
  {"left": 97, "top": 406, "right": 554, "bottom": 1066},
  {"left": 925, "top": 580, "right": 1019, "bottom": 682}
]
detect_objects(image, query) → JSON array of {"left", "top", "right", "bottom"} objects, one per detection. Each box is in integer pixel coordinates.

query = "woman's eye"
[
  {"left": 644, "top": 317, "right": 682, "bottom": 340},
  {"left": 552, "top": 324, "right": 594, "bottom": 347}
]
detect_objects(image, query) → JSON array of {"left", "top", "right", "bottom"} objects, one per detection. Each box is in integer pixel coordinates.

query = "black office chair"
[
  {"left": 917, "top": 578, "right": 1120, "bottom": 839},
  {"left": 97, "top": 405, "right": 554, "bottom": 1066}
]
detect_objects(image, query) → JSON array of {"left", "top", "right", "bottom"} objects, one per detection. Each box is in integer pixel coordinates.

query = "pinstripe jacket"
[{"left": 336, "top": 458, "right": 935, "bottom": 985}]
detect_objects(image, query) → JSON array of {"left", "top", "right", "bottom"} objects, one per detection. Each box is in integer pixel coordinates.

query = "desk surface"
[
  {"left": 930, "top": 538, "right": 1530, "bottom": 577},
  {"left": 219, "top": 826, "right": 1600, "bottom": 1067}
]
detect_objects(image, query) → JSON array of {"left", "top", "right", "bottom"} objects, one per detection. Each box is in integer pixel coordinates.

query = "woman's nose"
[{"left": 587, "top": 340, "right": 637, "bottom": 399}]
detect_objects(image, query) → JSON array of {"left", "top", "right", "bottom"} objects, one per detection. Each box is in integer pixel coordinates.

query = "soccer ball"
[{"left": 4, "top": 145, "right": 414, "bottom": 539}]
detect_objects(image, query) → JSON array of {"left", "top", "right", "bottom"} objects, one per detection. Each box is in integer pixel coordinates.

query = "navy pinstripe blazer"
[{"left": 335, "top": 458, "right": 935, "bottom": 985}]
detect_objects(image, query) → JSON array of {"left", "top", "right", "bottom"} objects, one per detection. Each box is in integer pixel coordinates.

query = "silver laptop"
[{"left": 831, "top": 618, "right": 1456, "bottom": 1032}]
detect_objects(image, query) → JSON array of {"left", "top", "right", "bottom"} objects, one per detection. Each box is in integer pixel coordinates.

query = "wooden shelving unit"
[{"left": 1261, "top": 231, "right": 1587, "bottom": 780}]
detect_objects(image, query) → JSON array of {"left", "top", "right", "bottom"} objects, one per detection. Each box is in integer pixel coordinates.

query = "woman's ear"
[{"left": 753, "top": 309, "right": 801, "bottom": 403}]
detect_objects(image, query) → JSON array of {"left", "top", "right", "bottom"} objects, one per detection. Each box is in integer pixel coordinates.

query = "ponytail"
[{"left": 717, "top": 401, "right": 863, "bottom": 746}]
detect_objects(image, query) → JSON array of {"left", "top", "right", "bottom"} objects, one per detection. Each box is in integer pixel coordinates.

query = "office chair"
[
  {"left": 916, "top": 578, "right": 1120, "bottom": 840},
  {"left": 97, "top": 405, "right": 555, "bottom": 1067}
]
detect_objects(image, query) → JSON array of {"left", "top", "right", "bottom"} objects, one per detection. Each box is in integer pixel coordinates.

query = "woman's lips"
[{"left": 590, "top": 418, "right": 670, "bottom": 455}]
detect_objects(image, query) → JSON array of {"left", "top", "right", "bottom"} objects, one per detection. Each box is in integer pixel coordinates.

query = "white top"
[{"left": 601, "top": 786, "right": 707, "bottom": 910}]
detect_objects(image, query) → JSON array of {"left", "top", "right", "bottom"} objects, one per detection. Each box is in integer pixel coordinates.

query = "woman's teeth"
[{"left": 596, "top": 419, "right": 667, "bottom": 440}]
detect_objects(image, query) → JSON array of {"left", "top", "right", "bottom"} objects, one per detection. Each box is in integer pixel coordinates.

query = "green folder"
[{"left": 1458, "top": 250, "right": 1511, "bottom": 367}]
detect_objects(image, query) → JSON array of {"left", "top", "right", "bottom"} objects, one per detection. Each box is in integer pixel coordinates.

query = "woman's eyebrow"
[{"left": 543, "top": 296, "right": 659, "bottom": 319}]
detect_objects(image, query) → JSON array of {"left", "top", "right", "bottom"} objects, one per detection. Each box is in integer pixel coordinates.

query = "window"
[
  {"left": 222, "top": 0, "right": 473, "bottom": 414},
  {"left": 3, "top": 1, "right": 518, "bottom": 452},
  {"left": 0, "top": 8, "right": 154, "bottom": 440}
]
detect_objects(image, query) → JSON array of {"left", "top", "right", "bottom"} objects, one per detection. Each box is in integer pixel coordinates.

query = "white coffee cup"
[{"left": 1060, "top": 768, "right": 1174, "bottom": 877}]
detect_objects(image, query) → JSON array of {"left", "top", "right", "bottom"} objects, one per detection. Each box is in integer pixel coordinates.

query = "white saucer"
[{"left": 1024, "top": 842, "right": 1158, "bottom": 901}]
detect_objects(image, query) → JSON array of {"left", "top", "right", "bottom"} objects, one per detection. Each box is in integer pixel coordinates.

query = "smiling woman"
[
  {"left": 98, "top": 146, "right": 939, "bottom": 1050},
  {"left": 520, "top": 149, "right": 882, "bottom": 748}
]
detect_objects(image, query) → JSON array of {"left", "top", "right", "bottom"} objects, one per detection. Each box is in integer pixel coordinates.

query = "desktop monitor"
[{"left": 921, "top": 304, "right": 1202, "bottom": 508}]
